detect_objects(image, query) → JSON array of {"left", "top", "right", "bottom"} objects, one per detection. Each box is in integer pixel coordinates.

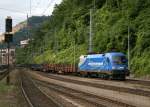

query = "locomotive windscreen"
[{"left": 112, "top": 56, "right": 127, "bottom": 64}]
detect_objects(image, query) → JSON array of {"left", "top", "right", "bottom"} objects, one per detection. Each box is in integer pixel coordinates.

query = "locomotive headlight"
[
  {"left": 112, "top": 66, "right": 116, "bottom": 70},
  {"left": 119, "top": 67, "right": 124, "bottom": 69},
  {"left": 112, "top": 66, "right": 124, "bottom": 70}
]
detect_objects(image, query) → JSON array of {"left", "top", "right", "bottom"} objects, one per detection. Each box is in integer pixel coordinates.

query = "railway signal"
[
  {"left": 5, "top": 16, "right": 12, "bottom": 32},
  {"left": 5, "top": 33, "right": 13, "bottom": 43},
  {"left": 5, "top": 16, "right": 13, "bottom": 43},
  {"left": 4, "top": 16, "right": 13, "bottom": 85}
]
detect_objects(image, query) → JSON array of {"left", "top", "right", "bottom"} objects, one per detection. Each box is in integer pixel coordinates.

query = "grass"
[{"left": 0, "top": 80, "right": 14, "bottom": 93}]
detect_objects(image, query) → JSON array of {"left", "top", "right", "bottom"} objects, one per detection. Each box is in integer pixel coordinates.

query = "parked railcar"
[
  {"left": 43, "top": 64, "right": 76, "bottom": 74},
  {"left": 78, "top": 52, "right": 129, "bottom": 79},
  {"left": 30, "top": 64, "right": 43, "bottom": 71},
  {"left": 0, "top": 64, "right": 8, "bottom": 70}
]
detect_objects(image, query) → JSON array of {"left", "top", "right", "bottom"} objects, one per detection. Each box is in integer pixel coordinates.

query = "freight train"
[{"left": 30, "top": 52, "right": 130, "bottom": 80}]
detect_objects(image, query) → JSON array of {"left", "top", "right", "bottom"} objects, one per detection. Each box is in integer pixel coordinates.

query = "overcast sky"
[{"left": 0, "top": 0, "right": 62, "bottom": 34}]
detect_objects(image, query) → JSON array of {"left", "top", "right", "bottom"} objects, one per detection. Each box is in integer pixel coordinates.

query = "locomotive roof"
[{"left": 85, "top": 52, "right": 125, "bottom": 58}]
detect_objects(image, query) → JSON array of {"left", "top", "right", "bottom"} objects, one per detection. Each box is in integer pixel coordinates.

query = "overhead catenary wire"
[
  {"left": 0, "top": 7, "right": 26, "bottom": 14},
  {"left": 41, "top": 0, "right": 54, "bottom": 15},
  {"left": 32, "top": 0, "right": 41, "bottom": 11},
  {"left": 35, "top": 0, "right": 42, "bottom": 8}
]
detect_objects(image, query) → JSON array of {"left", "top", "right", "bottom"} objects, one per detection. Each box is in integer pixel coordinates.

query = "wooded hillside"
[{"left": 16, "top": 0, "right": 150, "bottom": 76}]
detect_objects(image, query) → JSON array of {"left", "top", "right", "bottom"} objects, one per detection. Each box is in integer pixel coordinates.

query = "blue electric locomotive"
[{"left": 78, "top": 52, "right": 129, "bottom": 80}]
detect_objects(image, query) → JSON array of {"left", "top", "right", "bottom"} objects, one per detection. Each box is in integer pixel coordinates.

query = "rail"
[{"left": 20, "top": 71, "right": 60, "bottom": 107}]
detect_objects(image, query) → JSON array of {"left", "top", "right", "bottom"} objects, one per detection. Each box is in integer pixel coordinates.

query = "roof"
[
  {"left": 105, "top": 52, "right": 125, "bottom": 56},
  {"left": 85, "top": 52, "right": 125, "bottom": 58}
]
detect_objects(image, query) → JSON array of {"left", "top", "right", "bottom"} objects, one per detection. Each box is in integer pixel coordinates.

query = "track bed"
[{"left": 21, "top": 72, "right": 59, "bottom": 107}]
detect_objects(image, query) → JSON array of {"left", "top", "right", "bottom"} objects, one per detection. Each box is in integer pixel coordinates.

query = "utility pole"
[
  {"left": 7, "top": 42, "right": 10, "bottom": 83},
  {"left": 0, "top": 26, "right": 1, "bottom": 65},
  {"left": 26, "top": 14, "right": 30, "bottom": 63},
  {"left": 128, "top": 26, "right": 130, "bottom": 70},
  {"left": 89, "top": 9, "right": 93, "bottom": 53},
  {"left": 27, "top": 13, "right": 32, "bottom": 63},
  {"left": 94, "top": 0, "right": 96, "bottom": 10},
  {"left": 42, "top": 39, "right": 45, "bottom": 63},
  {"left": 73, "top": 38, "right": 76, "bottom": 72},
  {"left": 30, "top": 0, "right": 31, "bottom": 15},
  {"left": 27, "top": 14, "right": 29, "bottom": 38},
  {"left": 89, "top": 0, "right": 96, "bottom": 53},
  {"left": 127, "top": 0, "right": 130, "bottom": 71},
  {"left": 54, "top": 28, "right": 58, "bottom": 53},
  {"left": 0, "top": 47, "right": 1, "bottom": 65}
]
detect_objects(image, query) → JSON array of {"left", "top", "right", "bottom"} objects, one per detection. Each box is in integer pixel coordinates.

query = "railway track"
[
  {"left": 34, "top": 78, "right": 134, "bottom": 107},
  {"left": 88, "top": 76, "right": 150, "bottom": 86},
  {"left": 0, "top": 69, "right": 9, "bottom": 80},
  {"left": 36, "top": 71, "right": 150, "bottom": 97},
  {"left": 126, "top": 79, "right": 150, "bottom": 86},
  {"left": 20, "top": 72, "right": 60, "bottom": 107}
]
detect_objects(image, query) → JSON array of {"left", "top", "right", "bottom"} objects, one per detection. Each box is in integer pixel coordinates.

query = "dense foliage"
[
  {"left": 16, "top": 0, "right": 150, "bottom": 76},
  {"left": 13, "top": 16, "right": 48, "bottom": 46}
]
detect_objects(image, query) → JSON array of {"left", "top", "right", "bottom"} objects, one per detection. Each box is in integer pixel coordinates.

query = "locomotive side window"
[
  {"left": 107, "top": 58, "right": 109, "bottom": 63},
  {"left": 106, "top": 58, "right": 110, "bottom": 65},
  {"left": 112, "top": 56, "right": 127, "bottom": 64}
]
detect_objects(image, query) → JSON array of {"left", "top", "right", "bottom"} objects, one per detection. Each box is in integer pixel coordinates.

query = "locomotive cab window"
[{"left": 112, "top": 56, "right": 127, "bottom": 64}]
